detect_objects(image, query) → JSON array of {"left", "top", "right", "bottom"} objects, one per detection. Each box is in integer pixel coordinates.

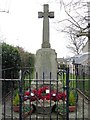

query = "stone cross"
[{"left": 38, "top": 4, "right": 54, "bottom": 48}]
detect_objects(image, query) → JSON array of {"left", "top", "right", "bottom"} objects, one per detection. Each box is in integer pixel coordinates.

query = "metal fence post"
[
  {"left": 66, "top": 67, "right": 69, "bottom": 120},
  {"left": 75, "top": 64, "right": 79, "bottom": 120},
  {"left": 19, "top": 70, "right": 23, "bottom": 120}
]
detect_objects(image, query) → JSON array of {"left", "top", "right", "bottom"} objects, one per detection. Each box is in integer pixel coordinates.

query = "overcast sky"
[{"left": 0, "top": 0, "right": 88, "bottom": 58}]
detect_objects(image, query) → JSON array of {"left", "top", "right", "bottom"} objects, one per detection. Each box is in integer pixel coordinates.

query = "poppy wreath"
[{"left": 24, "top": 86, "right": 66, "bottom": 102}]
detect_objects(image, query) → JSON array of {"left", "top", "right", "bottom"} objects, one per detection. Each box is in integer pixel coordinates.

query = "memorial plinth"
[{"left": 35, "top": 48, "right": 57, "bottom": 80}]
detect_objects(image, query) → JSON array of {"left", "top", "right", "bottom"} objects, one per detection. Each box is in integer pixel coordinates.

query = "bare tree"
[
  {"left": 55, "top": 0, "right": 88, "bottom": 55},
  {"left": 67, "top": 33, "right": 86, "bottom": 55}
]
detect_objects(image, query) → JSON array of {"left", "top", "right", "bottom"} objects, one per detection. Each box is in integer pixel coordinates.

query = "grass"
[{"left": 58, "top": 72, "right": 90, "bottom": 98}]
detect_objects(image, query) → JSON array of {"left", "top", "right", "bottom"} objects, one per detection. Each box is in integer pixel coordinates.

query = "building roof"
[{"left": 66, "top": 52, "right": 90, "bottom": 65}]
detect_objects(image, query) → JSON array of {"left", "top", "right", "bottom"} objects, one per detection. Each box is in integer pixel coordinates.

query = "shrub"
[{"left": 13, "top": 93, "right": 19, "bottom": 106}]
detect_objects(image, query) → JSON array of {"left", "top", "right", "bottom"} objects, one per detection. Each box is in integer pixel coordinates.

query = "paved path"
[
  {"left": 1, "top": 95, "right": 89, "bottom": 119},
  {"left": 69, "top": 95, "right": 88, "bottom": 119}
]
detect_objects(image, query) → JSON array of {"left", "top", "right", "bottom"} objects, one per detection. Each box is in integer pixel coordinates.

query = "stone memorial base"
[
  {"left": 35, "top": 48, "right": 57, "bottom": 80},
  {"left": 31, "top": 80, "right": 62, "bottom": 92}
]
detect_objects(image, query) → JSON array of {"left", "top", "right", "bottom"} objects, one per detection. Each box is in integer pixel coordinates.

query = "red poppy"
[{"left": 24, "top": 86, "right": 66, "bottom": 102}]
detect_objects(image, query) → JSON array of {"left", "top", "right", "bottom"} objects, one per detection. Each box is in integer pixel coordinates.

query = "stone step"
[{"left": 27, "top": 113, "right": 63, "bottom": 120}]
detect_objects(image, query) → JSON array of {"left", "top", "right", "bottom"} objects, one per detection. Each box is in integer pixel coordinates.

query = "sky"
[{"left": 0, "top": 0, "right": 82, "bottom": 58}]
